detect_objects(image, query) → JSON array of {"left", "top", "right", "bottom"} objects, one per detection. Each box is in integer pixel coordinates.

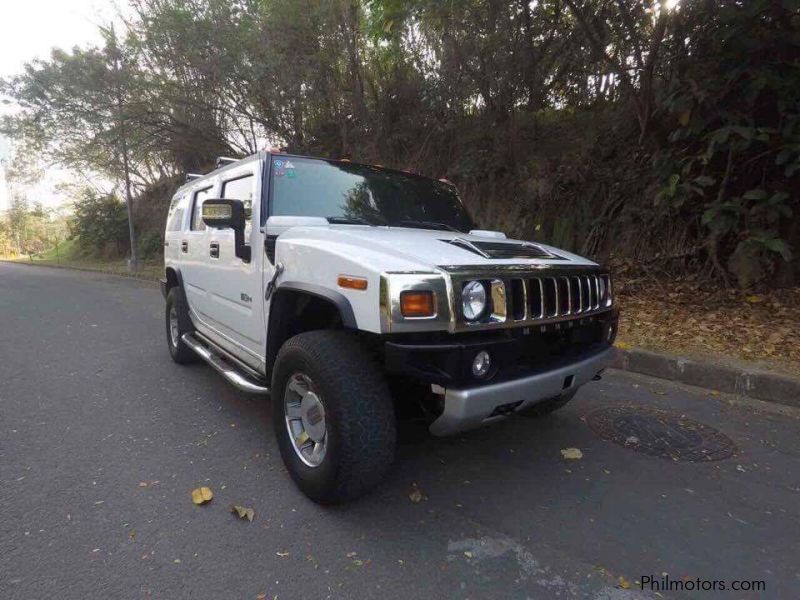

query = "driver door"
[{"left": 201, "top": 161, "right": 268, "bottom": 371}]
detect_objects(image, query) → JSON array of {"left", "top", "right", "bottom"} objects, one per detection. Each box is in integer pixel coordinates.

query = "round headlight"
[{"left": 462, "top": 280, "right": 487, "bottom": 321}]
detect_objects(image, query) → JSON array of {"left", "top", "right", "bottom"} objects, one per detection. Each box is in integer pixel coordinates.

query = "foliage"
[
  {"left": 0, "top": 196, "right": 69, "bottom": 257},
  {"left": 1, "top": 0, "right": 798, "bottom": 286},
  {"left": 69, "top": 190, "right": 131, "bottom": 257},
  {"left": 655, "top": 0, "right": 800, "bottom": 287}
]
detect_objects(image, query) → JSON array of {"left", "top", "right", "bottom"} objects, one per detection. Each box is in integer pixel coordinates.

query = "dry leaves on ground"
[
  {"left": 231, "top": 505, "right": 255, "bottom": 522},
  {"left": 615, "top": 280, "right": 800, "bottom": 377},
  {"left": 408, "top": 483, "right": 424, "bottom": 503},
  {"left": 191, "top": 486, "right": 213, "bottom": 505},
  {"left": 560, "top": 448, "right": 583, "bottom": 460}
]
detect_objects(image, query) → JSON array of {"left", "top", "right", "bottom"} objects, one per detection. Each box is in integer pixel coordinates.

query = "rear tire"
[
  {"left": 518, "top": 390, "right": 577, "bottom": 418},
  {"left": 272, "top": 330, "right": 397, "bottom": 504},
  {"left": 165, "top": 287, "right": 198, "bottom": 365}
]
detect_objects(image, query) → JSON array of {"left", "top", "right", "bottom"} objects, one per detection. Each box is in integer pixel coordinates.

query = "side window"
[
  {"left": 191, "top": 186, "right": 214, "bottom": 231},
  {"left": 222, "top": 174, "right": 254, "bottom": 237},
  {"left": 166, "top": 194, "right": 188, "bottom": 231}
]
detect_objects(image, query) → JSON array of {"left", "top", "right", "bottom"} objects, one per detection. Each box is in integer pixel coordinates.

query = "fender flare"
[
  {"left": 273, "top": 281, "right": 357, "bottom": 328},
  {"left": 163, "top": 267, "right": 189, "bottom": 309}
]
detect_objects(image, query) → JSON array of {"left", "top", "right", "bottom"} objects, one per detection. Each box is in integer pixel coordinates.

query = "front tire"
[
  {"left": 272, "top": 330, "right": 397, "bottom": 504},
  {"left": 165, "top": 287, "right": 198, "bottom": 365}
]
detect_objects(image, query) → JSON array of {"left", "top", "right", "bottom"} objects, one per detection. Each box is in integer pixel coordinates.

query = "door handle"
[
  {"left": 181, "top": 240, "right": 188, "bottom": 253},
  {"left": 210, "top": 242, "right": 220, "bottom": 259}
]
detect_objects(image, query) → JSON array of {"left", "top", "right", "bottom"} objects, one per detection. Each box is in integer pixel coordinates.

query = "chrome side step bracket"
[{"left": 181, "top": 333, "right": 270, "bottom": 395}]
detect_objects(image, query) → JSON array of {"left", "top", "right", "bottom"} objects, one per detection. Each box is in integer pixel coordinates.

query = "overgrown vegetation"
[
  {"left": 1, "top": 0, "right": 798, "bottom": 287},
  {"left": 0, "top": 196, "right": 68, "bottom": 257}
]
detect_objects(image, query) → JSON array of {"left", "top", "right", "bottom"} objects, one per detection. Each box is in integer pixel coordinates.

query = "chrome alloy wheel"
[
  {"left": 168, "top": 306, "right": 179, "bottom": 348},
  {"left": 284, "top": 373, "right": 328, "bottom": 468}
]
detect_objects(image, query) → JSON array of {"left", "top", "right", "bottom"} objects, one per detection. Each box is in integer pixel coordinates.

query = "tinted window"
[
  {"left": 191, "top": 186, "right": 214, "bottom": 231},
  {"left": 269, "top": 156, "right": 474, "bottom": 232}
]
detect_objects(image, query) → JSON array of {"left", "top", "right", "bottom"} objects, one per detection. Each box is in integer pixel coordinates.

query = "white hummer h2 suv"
[{"left": 161, "top": 152, "right": 618, "bottom": 503}]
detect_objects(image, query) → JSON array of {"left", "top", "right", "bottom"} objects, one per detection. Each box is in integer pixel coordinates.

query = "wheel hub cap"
[
  {"left": 300, "top": 392, "right": 326, "bottom": 442},
  {"left": 284, "top": 373, "right": 327, "bottom": 467}
]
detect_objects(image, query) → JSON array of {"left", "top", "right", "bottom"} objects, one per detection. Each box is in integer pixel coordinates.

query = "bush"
[{"left": 70, "top": 190, "right": 130, "bottom": 257}]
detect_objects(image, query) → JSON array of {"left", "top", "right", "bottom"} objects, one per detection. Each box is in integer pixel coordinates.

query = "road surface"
[{"left": 1, "top": 262, "right": 799, "bottom": 599}]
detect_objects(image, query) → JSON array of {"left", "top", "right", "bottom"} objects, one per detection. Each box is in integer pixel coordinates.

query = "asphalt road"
[{"left": 1, "top": 262, "right": 799, "bottom": 600}]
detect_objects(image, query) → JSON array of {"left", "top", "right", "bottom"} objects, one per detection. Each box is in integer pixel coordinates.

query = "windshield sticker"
[
  {"left": 274, "top": 168, "right": 285, "bottom": 177},
  {"left": 284, "top": 160, "right": 295, "bottom": 169},
  {"left": 274, "top": 159, "right": 284, "bottom": 168},
  {"left": 286, "top": 170, "right": 296, "bottom": 179}
]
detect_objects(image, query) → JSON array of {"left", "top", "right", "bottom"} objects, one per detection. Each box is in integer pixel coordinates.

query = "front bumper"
[{"left": 429, "top": 346, "right": 614, "bottom": 435}]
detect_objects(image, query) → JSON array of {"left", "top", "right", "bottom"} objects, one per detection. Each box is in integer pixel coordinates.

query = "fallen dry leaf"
[
  {"left": 191, "top": 486, "right": 213, "bottom": 505},
  {"left": 231, "top": 504, "right": 255, "bottom": 522},
  {"left": 560, "top": 448, "right": 583, "bottom": 460},
  {"left": 408, "top": 483, "right": 424, "bottom": 503},
  {"left": 618, "top": 575, "right": 631, "bottom": 589}
]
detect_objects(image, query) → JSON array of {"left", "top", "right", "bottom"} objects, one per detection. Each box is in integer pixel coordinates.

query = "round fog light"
[{"left": 472, "top": 350, "right": 491, "bottom": 378}]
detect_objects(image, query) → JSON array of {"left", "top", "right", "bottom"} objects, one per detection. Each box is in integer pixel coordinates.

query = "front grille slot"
[
  {"left": 543, "top": 278, "right": 558, "bottom": 317},
  {"left": 510, "top": 279, "right": 526, "bottom": 320},
  {"left": 557, "top": 277, "right": 571, "bottom": 315},
  {"left": 569, "top": 277, "right": 582, "bottom": 313},
  {"left": 599, "top": 274, "right": 611, "bottom": 307},
  {"left": 581, "top": 276, "right": 592, "bottom": 311},
  {"left": 528, "top": 278, "right": 544, "bottom": 319}
]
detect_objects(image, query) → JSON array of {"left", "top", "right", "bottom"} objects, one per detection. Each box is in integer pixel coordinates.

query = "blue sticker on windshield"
[
  {"left": 274, "top": 159, "right": 284, "bottom": 168},
  {"left": 286, "top": 170, "right": 296, "bottom": 178}
]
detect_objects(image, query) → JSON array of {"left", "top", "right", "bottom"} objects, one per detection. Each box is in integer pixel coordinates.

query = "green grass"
[{"left": 12, "top": 238, "right": 162, "bottom": 281}]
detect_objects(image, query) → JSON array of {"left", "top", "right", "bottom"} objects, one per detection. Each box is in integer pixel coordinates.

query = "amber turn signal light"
[
  {"left": 337, "top": 275, "right": 368, "bottom": 291},
  {"left": 400, "top": 291, "right": 435, "bottom": 317}
]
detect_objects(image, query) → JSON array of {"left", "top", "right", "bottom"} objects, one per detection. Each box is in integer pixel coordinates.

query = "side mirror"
[{"left": 201, "top": 199, "right": 251, "bottom": 262}]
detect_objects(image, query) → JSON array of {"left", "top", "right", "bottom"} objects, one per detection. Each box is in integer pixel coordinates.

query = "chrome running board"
[{"left": 181, "top": 333, "right": 270, "bottom": 395}]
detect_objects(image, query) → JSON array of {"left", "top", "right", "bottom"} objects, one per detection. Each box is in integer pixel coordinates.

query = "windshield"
[{"left": 269, "top": 156, "right": 475, "bottom": 232}]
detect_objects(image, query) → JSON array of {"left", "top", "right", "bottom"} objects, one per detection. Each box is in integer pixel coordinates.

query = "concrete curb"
[
  {"left": 0, "top": 259, "right": 159, "bottom": 283},
  {"left": 611, "top": 348, "right": 800, "bottom": 409}
]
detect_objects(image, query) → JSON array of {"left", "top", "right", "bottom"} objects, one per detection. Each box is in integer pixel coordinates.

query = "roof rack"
[
  {"left": 186, "top": 173, "right": 203, "bottom": 182},
  {"left": 215, "top": 156, "right": 238, "bottom": 169}
]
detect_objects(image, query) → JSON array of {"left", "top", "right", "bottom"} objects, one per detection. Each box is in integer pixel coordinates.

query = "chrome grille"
[
  {"left": 519, "top": 273, "right": 610, "bottom": 319},
  {"left": 452, "top": 270, "right": 612, "bottom": 330}
]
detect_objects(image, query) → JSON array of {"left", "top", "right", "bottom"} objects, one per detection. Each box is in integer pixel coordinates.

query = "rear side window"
[
  {"left": 221, "top": 174, "right": 254, "bottom": 223},
  {"left": 191, "top": 186, "right": 214, "bottom": 231},
  {"left": 166, "top": 194, "right": 188, "bottom": 231}
]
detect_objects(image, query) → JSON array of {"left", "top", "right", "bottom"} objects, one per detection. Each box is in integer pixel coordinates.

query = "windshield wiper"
[{"left": 395, "top": 220, "right": 461, "bottom": 232}]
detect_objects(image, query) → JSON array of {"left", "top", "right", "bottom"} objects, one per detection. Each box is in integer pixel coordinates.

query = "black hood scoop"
[{"left": 443, "top": 238, "right": 564, "bottom": 260}]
